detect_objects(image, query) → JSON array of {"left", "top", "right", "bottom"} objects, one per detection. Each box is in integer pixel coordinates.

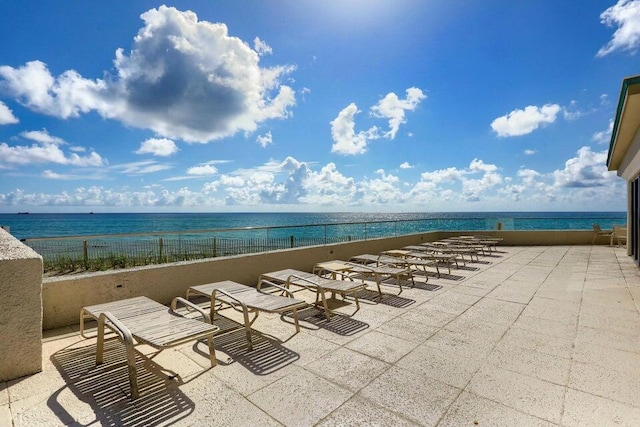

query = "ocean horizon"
[{"left": 0, "top": 211, "right": 627, "bottom": 241}]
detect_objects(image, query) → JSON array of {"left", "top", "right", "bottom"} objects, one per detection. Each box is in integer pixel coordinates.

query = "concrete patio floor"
[{"left": 3, "top": 245, "right": 640, "bottom": 426}]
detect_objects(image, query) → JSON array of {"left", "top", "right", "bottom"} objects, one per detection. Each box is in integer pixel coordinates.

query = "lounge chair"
[
  {"left": 80, "top": 296, "right": 219, "bottom": 399},
  {"left": 313, "top": 260, "right": 414, "bottom": 297},
  {"left": 402, "top": 245, "right": 462, "bottom": 271},
  {"left": 612, "top": 225, "right": 627, "bottom": 247},
  {"left": 258, "top": 269, "right": 367, "bottom": 319},
  {"left": 186, "top": 280, "right": 308, "bottom": 350},
  {"left": 592, "top": 223, "right": 613, "bottom": 244},
  {"left": 349, "top": 253, "right": 439, "bottom": 280}
]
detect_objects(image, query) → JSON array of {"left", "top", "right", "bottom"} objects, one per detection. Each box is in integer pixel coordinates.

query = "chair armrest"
[
  {"left": 210, "top": 288, "right": 249, "bottom": 314},
  {"left": 98, "top": 311, "right": 134, "bottom": 346},
  {"left": 171, "top": 296, "right": 212, "bottom": 324},
  {"left": 258, "top": 279, "right": 296, "bottom": 298}
]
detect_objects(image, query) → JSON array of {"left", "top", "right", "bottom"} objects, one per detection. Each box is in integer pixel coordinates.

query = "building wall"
[{"left": 0, "top": 228, "right": 43, "bottom": 381}]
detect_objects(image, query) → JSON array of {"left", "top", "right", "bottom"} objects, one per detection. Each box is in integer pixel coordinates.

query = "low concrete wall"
[
  {"left": 42, "top": 229, "right": 600, "bottom": 330},
  {"left": 0, "top": 228, "right": 43, "bottom": 381}
]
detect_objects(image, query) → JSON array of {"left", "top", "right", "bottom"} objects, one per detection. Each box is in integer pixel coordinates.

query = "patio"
[{"left": 3, "top": 244, "right": 640, "bottom": 426}]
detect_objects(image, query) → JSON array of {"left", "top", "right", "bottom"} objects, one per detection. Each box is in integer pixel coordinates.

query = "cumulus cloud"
[
  {"left": 253, "top": 37, "right": 273, "bottom": 56},
  {"left": 370, "top": 87, "right": 426, "bottom": 139},
  {"left": 524, "top": 149, "right": 536, "bottom": 155},
  {"left": 186, "top": 164, "right": 218, "bottom": 176},
  {"left": 399, "top": 162, "right": 414, "bottom": 169},
  {"left": 330, "top": 103, "right": 379, "bottom": 155},
  {"left": 256, "top": 131, "right": 273, "bottom": 147},
  {"left": 491, "top": 104, "right": 561, "bottom": 137},
  {"left": 597, "top": 0, "right": 640, "bottom": 57},
  {"left": 0, "top": 6, "right": 297, "bottom": 143},
  {"left": 0, "top": 130, "right": 105, "bottom": 168},
  {"left": 0, "top": 101, "right": 18, "bottom": 124},
  {"left": 552, "top": 146, "right": 617, "bottom": 187},
  {"left": 592, "top": 119, "right": 614, "bottom": 144},
  {"left": 135, "top": 138, "right": 179, "bottom": 157}
]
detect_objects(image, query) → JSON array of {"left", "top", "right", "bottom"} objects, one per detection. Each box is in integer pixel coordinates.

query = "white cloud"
[
  {"left": 187, "top": 164, "right": 218, "bottom": 176},
  {"left": 111, "top": 160, "right": 172, "bottom": 175},
  {"left": 21, "top": 129, "right": 66, "bottom": 145},
  {"left": 253, "top": 37, "right": 273, "bottom": 56},
  {"left": 592, "top": 119, "right": 614, "bottom": 144},
  {"left": 597, "top": 0, "right": 640, "bottom": 57},
  {"left": 524, "top": 149, "right": 536, "bottom": 155},
  {"left": 330, "top": 103, "right": 379, "bottom": 155},
  {"left": 135, "top": 138, "right": 179, "bottom": 157},
  {"left": 491, "top": 104, "right": 561, "bottom": 137},
  {"left": 256, "top": 131, "right": 273, "bottom": 148},
  {"left": 399, "top": 162, "right": 414, "bottom": 169},
  {"left": 0, "top": 130, "right": 105, "bottom": 168},
  {"left": 0, "top": 101, "right": 18, "bottom": 124},
  {"left": 370, "top": 87, "right": 426, "bottom": 139},
  {"left": 552, "top": 146, "right": 617, "bottom": 188},
  {"left": 0, "top": 6, "right": 297, "bottom": 143}
]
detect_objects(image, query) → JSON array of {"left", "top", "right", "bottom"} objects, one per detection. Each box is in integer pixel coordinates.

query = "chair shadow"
[
  {"left": 283, "top": 306, "right": 369, "bottom": 336},
  {"left": 206, "top": 326, "right": 300, "bottom": 376},
  {"left": 411, "top": 282, "right": 443, "bottom": 291},
  {"left": 50, "top": 340, "right": 197, "bottom": 426},
  {"left": 356, "top": 289, "right": 415, "bottom": 308}
]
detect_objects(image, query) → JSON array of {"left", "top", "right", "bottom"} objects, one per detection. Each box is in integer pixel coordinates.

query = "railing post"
[
  {"left": 213, "top": 237, "right": 217, "bottom": 257},
  {"left": 83, "top": 240, "right": 88, "bottom": 266},
  {"left": 324, "top": 225, "right": 327, "bottom": 244},
  {"left": 365, "top": 223, "right": 368, "bottom": 240},
  {"left": 159, "top": 237, "right": 163, "bottom": 261},
  {"left": 290, "top": 235, "right": 294, "bottom": 248}
]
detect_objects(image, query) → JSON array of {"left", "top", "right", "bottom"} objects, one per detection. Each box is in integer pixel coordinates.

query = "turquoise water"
[{"left": 0, "top": 212, "right": 627, "bottom": 241}]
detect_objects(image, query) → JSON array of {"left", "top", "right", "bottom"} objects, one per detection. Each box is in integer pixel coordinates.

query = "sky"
[{"left": 0, "top": 0, "right": 638, "bottom": 213}]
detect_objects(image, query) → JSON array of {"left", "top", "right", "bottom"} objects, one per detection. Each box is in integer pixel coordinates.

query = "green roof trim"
[{"left": 607, "top": 74, "right": 640, "bottom": 168}]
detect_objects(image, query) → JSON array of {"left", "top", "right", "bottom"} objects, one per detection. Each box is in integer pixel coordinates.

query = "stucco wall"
[{"left": 0, "top": 228, "right": 43, "bottom": 381}]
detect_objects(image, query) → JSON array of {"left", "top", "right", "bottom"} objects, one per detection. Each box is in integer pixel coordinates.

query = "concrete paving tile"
[
  {"left": 396, "top": 343, "right": 482, "bottom": 389},
  {"left": 316, "top": 395, "right": 420, "bottom": 427},
  {"left": 248, "top": 367, "right": 352, "bottom": 427},
  {"left": 521, "top": 304, "right": 579, "bottom": 326},
  {"left": 486, "top": 286, "right": 535, "bottom": 304},
  {"left": 573, "top": 341, "right": 640, "bottom": 374},
  {"left": 448, "top": 285, "right": 491, "bottom": 298},
  {"left": 533, "top": 288, "right": 582, "bottom": 303},
  {"left": 443, "top": 316, "right": 509, "bottom": 341},
  {"left": 6, "top": 366, "right": 67, "bottom": 404},
  {"left": 576, "top": 325, "right": 640, "bottom": 353},
  {"left": 375, "top": 316, "right": 440, "bottom": 343},
  {"left": 211, "top": 352, "right": 298, "bottom": 397},
  {"left": 457, "top": 298, "right": 524, "bottom": 327},
  {"left": 281, "top": 333, "right": 340, "bottom": 367},
  {"left": 484, "top": 344, "right": 571, "bottom": 386},
  {"left": 496, "top": 327, "right": 574, "bottom": 360},
  {"left": 562, "top": 388, "right": 640, "bottom": 427},
  {"left": 527, "top": 296, "right": 580, "bottom": 315},
  {"left": 569, "top": 361, "right": 640, "bottom": 407},
  {"left": 180, "top": 370, "right": 281, "bottom": 427},
  {"left": 10, "top": 386, "right": 102, "bottom": 427},
  {"left": 417, "top": 297, "right": 473, "bottom": 316},
  {"left": 401, "top": 307, "right": 458, "bottom": 328},
  {"left": 305, "top": 347, "right": 389, "bottom": 392},
  {"left": 511, "top": 315, "right": 577, "bottom": 340},
  {"left": 438, "top": 391, "right": 556, "bottom": 427},
  {"left": 345, "top": 330, "right": 418, "bottom": 364},
  {"left": 360, "top": 366, "right": 460, "bottom": 426},
  {"left": 423, "top": 328, "right": 498, "bottom": 360},
  {"left": 0, "top": 405, "right": 10, "bottom": 427},
  {"left": 466, "top": 365, "right": 565, "bottom": 423}
]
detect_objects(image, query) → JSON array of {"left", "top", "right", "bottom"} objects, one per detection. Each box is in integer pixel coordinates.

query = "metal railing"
[{"left": 23, "top": 214, "right": 626, "bottom": 274}]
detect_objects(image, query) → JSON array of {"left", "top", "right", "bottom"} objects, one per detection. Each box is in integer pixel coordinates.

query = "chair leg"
[
  {"left": 207, "top": 335, "right": 216, "bottom": 367},
  {"left": 292, "top": 308, "right": 300, "bottom": 333}
]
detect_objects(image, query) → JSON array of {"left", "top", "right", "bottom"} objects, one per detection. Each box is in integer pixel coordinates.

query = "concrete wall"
[
  {"left": 42, "top": 229, "right": 599, "bottom": 330},
  {"left": 0, "top": 228, "right": 43, "bottom": 381}
]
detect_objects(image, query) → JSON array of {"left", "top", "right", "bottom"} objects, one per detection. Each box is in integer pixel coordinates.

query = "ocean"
[{"left": 0, "top": 211, "right": 627, "bottom": 241}]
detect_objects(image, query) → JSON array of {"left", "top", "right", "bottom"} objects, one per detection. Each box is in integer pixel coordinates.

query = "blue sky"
[{"left": 0, "top": 1, "right": 637, "bottom": 213}]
